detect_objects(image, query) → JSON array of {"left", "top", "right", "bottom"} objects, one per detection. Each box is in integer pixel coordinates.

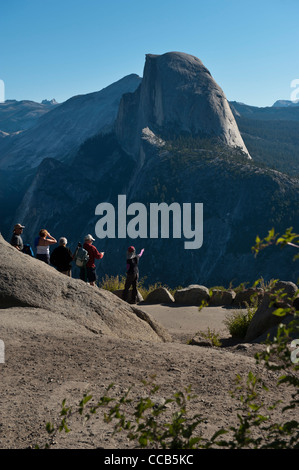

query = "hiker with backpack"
[
  {"left": 122, "top": 246, "right": 144, "bottom": 304},
  {"left": 50, "top": 237, "right": 73, "bottom": 276},
  {"left": 36, "top": 229, "right": 57, "bottom": 264},
  {"left": 75, "top": 234, "right": 104, "bottom": 286}
]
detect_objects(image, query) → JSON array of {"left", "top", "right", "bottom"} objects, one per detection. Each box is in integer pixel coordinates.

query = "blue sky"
[{"left": 0, "top": 0, "right": 298, "bottom": 107}]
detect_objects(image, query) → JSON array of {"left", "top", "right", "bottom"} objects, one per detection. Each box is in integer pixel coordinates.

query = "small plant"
[
  {"left": 41, "top": 359, "right": 298, "bottom": 449},
  {"left": 42, "top": 379, "right": 215, "bottom": 449},
  {"left": 209, "top": 285, "right": 227, "bottom": 292},
  {"left": 225, "top": 288, "right": 260, "bottom": 339},
  {"left": 224, "top": 309, "right": 255, "bottom": 339},
  {"left": 199, "top": 328, "right": 222, "bottom": 347},
  {"left": 231, "top": 282, "right": 250, "bottom": 294},
  {"left": 252, "top": 226, "right": 299, "bottom": 262}
]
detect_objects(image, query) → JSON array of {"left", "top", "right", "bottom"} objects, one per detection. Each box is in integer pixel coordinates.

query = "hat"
[
  {"left": 126, "top": 246, "right": 136, "bottom": 259},
  {"left": 14, "top": 223, "right": 25, "bottom": 230},
  {"left": 84, "top": 234, "right": 95, "bottom": 241}
]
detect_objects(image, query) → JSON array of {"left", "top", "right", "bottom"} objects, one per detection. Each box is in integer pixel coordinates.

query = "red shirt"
[{"left": 83, "top": 242, "right": 103, "bottom": 268}]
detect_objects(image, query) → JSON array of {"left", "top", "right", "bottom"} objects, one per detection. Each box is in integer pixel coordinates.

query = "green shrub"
[
  {"left": 230, "top": 282, "right": 249, "bottom": 294},
  {"left": 98, "top": 274, "right": 126, "bottom": 291},
  {"left": 224, "top": 308, "right": 256, "bottom": 339},
  {"left": 210, "top": 285, "right": 226, "bottom": 291},
  {"left": 199, "top": 328, "right": 222, "bottom": 347}
]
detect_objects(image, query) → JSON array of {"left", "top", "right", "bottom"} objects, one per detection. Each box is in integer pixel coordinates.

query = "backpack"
[
  {"left": 74, "top": 246, "right": 89, "bottom": 268},
  {"left": 22, "top": 244, "right": 34, "bottom": 257}
]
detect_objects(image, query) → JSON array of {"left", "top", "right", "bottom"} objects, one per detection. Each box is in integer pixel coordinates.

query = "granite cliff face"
[{"left": 115, "top": 52, "right": 250, "bottom": 160}]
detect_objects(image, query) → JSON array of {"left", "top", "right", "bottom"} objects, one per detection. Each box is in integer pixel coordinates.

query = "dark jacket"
[
  {"left": 50, "top": 245, "right": 73, "bottom": 272},
  {"left": 126, "top": 256, "right": 140, "bottom": 275}
]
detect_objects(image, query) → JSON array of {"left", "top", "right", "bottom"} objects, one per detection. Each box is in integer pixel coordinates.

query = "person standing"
[
  {"left": 122, "top": 246, "right": 144, "bottom": 304},
  {"left": 80, "top": 234, "right": 104, "bottom": 286},
  {"left": 36, "top": 229, "right": 57, "bottom": 264},
  {"left": 50, "top": 237, "right": 73, "bottom": 276},
  {"left": 10, "top": 223, "right": 25, "bottom": 251}
]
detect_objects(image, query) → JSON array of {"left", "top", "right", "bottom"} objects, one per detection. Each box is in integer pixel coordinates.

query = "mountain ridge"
[
  {"left": 0, "top": 73, "right": 141, "bottom": 170},
  {"left": 273, "top": 99, "right": 299, "bottom": 107},
  {"left": 0, "top": 99, "right": 59, "bottom": 135},
  {"left": 230, "top": 101, "right": 299, "bottom": 176}
]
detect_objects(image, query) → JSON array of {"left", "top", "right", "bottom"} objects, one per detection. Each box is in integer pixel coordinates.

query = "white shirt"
[{"left": 36, "top": 244, "right": 50, "bottom": 255}]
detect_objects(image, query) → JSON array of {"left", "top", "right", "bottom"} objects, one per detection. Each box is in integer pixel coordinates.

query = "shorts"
[
  {"left": 36, "top": 254, "right": 50, "bottom": 264},
  {"left": 80, "top": 266, "right": 96, "bottom": 283}
]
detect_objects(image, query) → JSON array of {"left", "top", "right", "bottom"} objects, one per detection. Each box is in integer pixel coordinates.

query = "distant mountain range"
[
  {"left": 0, "top": 52, "right": 298, "bottom": 288},
  {"left": 0, "top": 74, "right": 141, "bottom": 170},
  {"left": 230, "top": 101, "right": 299, "bottom": 176},
  {"left": 1, "top": 93, "right": 299, "bottom": 175},
  {"left": 0, "top": 99, "right": 59, "bottom": 135},
  {"left": 272, "top": 99, "right": 299, "bottom": 107}
]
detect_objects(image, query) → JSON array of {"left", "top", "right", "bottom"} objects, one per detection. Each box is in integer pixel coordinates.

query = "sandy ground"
[
  {"left": 0, "top": 301, "right": 296, "bottom": 451},
  {"left": 140, "top": 303, "right": 234, "bottom": 344}
]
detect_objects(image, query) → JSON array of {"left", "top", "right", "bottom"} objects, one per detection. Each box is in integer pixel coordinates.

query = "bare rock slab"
[
  {"left": 0, "top": 235, "right": 170, "bottom": 343},
  {"left": 174, "top": 285, "right": 210, "bottom": 306},
  {"left": 145, "top": 287, "right": 175, "bottom": 304}
]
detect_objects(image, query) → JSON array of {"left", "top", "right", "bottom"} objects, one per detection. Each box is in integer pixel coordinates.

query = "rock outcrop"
[
  {"left": 210, "top": 289, "right": 236, "bottom": 306},
  {"left": 115, "top": 52, "right": 250, "bottom": 159},
  {"left": 174, "top": 285, "right": 210, "bottom": 305},
  {"left": 0, "top": 235, "right": 170, "bottom": 343},
  {"left": 233, "top": 288, "right": 264, "bottom": 307},
  {"left": 245, "top": 281, "right": 298, "bottom": 342},
  {"left": 145, "top": 287, "right": 175, "bottom": 304}
]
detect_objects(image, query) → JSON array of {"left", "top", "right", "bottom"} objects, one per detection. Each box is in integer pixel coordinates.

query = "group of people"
[{"left": 9, "top": 223, "right": 144, "bottom": 303}]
